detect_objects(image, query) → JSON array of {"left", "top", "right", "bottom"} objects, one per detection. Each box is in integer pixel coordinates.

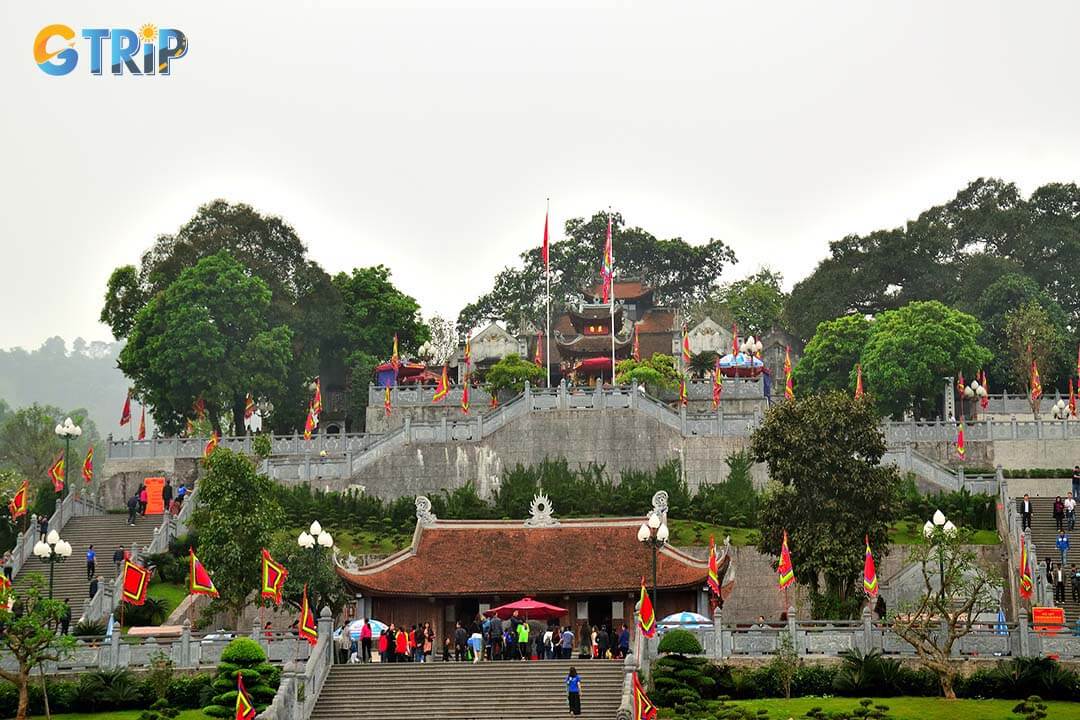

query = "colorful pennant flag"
[
  {"left": 957, "top": 419, "right": 966, "bottom": 460},
  {"left": 82, "top": 446, "right": 94, "bottom": 484},
  {"left": 203, "top": 431, "right": 219, "bottom": 459},
  {"left": 461, "top": 382, "right": 470, "bottom": 415},
  {"left": 1071, "top": 378, "right": 1077, "bottom": 418},
  {"left": 706, "top": 536, "right": 721, "bottom": 596},
  {"left": 1030, "top": 359, "right": 1042, "bottom": 402},
  {"left": 681, "top": 324, "right": 691, "bottom": 365},
  {"left": 854, "top": 363, "right": 864, "bottom": 399},
  {"left": 311, "top": 377, "right": 323, "bottom": 416},
  {"left": 542, "top": 206, "right": 550, "bottom": 273},
  {"left": 244, "top": 393, "right": 255, "bottom": 420},
  {"left": 47, "top": 452, "right": 65, "bottom": 493},
  {"left": 1018, "top": 533, "right": 1033, "bottom": 600},
  {"left": 298, "top": 584, "right": 318, "bottom": 646},
  {"left": 678, "top": 376, "right": 687, "bottom": 406},
  {"left": 138, "top": 404, "right": 146, "bottom": 441},
  {"left": 632, "top": 671, "right": 657, "bottom": 720},
  {"left": 8, "top": 480, "right": 28, "bottom": 519},
  {"left": 464, "top": 337, "right": 471, "bottom": 370},
  {"left": 731, "top": 324, "right": 739, "bottom": 356},
  {"left": 235, "top": 674, "right": 256, "bottom": 720},
  {"left": 194, "top": 396, "right": 206, "bottom": 421},
  {"left": 189, "top": 550, "right": 219, "bottom": 597},
  {"left": 534, "top": 331, "right": 544, "bottom": 367},
  {"left": 957, "top": 371, "right": 966, "bottom": 398},
  {"left": 303, "top": 406, "right": 316, "bottom": 441},
  {"left": 632, "top": 330, "right": 641, "bottom": 362},
  {"left": 979, "top": 370, "right": 990, "bottom": 410},
  {"left": 712, "top": 356, "right": 722, "bottom": 410},
  {"left": 862, "top": 535, "right": 878, "bottom": 598},
  {"left": 490, "top": 392, "right": 498, "bottom": 409},
  {"left": 777, "top": 530, "right": 795, "bottom": 589},
  {"left": 783, "top": 347, "right": 795, "bottom": 402},
  {"left": 391, "top": 336, "right": 400, "bottom": 371},
  {"left": 601, "top": 215, "right": 614, "bottom": 304},
  {"left": 384, "top": 386, "right": 392, "bottom": 416},
  {"left": 119, "top": 391, "right": 132, "bottom": 427},
  {"left": 0, "top": 574, "right": 11, "bottom": 593},
  {"left": 121, "top": 560, "right": 151, "bottom": 606},
  {"left": 637, "top": 578, "right": 656, "bottom": 639},
  {"left": 432, "top": 366, "right": 449, "bottom": 403},
  {"left": 260, "top": 548, "right": 288, "bottom": 605}
]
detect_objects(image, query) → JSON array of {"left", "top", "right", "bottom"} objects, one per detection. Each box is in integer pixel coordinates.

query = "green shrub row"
[
  {"left": 1002, "top": 467, "right": 1076, "bottom": 479},
  {"left": 0, "top": 671, "right": 212, "bottom": 717},
  {"left": 650, "top": 653, "right": 1079, "bottom": 707}
]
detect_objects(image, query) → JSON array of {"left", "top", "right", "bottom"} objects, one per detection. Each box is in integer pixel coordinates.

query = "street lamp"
[
  {"left": 740, "top": 336, "right": 763, "bottom": 357},
  {"left": 33, "top": 530, "right": 72, "bottom": 599},
  {"left": 298, "top": 520, "right": 333, "bottom": 551},
  {"left": 961, "top": 380, "right": 987, "bottom": 419},
  {"left": 637, "top": 512, "right": 669, "bottom": 612},
  {"left": 922, "top": 510, "right": 958, "bottom": 601},
  {"left": 1051, "top": 399, "right": 1069, "bottom": 420},
  {"left": 54, "top": 417, "right": 82, "bottom": 499}
]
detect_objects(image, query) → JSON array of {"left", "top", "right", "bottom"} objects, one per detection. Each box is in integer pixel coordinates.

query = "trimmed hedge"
[
  {"left": 0, "top": 672, "right": 212, "bottom": 717},
  {"left": 658, "top": 629, "right": 704, "bottom": 656}
]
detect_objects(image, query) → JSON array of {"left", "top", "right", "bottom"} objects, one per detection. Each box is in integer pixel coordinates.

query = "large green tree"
[
  {"left": 485, "top": 354, "right": 544, "bottom": 396},
  {"left": 750, "top": 391, "right": 901, "bottom": 618},
  {"left": 267, "top": 532, "right": 350, "bottom": 618},
  {"left": 692, "top": 268, "right": 787, "bottom": 338},
  {"left": 119, "top": 251, "right": 294, "bottom": 435},
  {"left": 1004, "top": 300, "right": 1068, "bottom": 415},
  {"left": 101, "top": 200, "right": 342, "bottom": 433},
  {"left": 457, "top": 211, "right": 736, "bottom": 333},
  {"left": 791, "top": 315, "right": 872, "bottom": 395},
  {"left": 190, "top": 449, "right": 284, "bottom": 625},
  {"left": 859, "top": 301, "right": 991, "bottom": 419}
]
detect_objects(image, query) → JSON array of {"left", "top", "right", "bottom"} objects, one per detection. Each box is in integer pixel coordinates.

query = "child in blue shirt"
[{"left": 565, "top": 666, "right": 582, "bottom": 716}]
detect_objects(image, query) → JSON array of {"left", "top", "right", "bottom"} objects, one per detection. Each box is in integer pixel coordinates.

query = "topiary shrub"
[
  {"left": 658, "top": 628, "right": 703, "bottom": 656},
  {"left": 203, "top": 637, "right": 279, "bottom": 718}
]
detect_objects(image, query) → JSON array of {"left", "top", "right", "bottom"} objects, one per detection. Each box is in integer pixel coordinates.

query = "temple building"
[{"left": 336, "top": 495, "right": 716, "bottom": 643}]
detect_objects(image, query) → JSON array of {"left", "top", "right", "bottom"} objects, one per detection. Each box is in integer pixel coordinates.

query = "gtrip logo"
[{"left": 33, "top": 24, "right": 188, "bottom": 76}]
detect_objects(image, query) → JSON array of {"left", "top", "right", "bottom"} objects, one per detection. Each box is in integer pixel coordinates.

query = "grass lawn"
[
  {"left": 659, "top": 696, "right": 1080, "bottom": 719},
  {"left": 25, "top": 712, "right": 207, "bottom": 720},
  {"left": 667, "top": 520, "right": 759, "bottom": 546},
  {"left": 148, "top": 580, "right": 188, "bottom": 617},
  {"left": 314, "top": 527, "right": 410, "bottom": 556},
  {"left": 889, "top": 520, "right": 1000, "bottom": 545}
]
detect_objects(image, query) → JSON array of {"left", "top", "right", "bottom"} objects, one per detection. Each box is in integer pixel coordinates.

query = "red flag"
[
  {"left": 464, "top": 338, "right": 471, "bottom": 370},
  {"left": 244, "top": 393, "right": 255, "bottom": 420},
  {"left": 777, "top": 530, "right": 795, "bottom": 589},
  {"left": 854, "top": 363, "right": 864, "bottom": 399},
  {"left": 391, "top": 335, "right": 400, "bottom": 371},
  {"left": 712, "top": 356, "right": 722, "bottom": 410},
  {"left": 783, "top": 347, "right": 795, "bottom": 402},
  {"left": 461, "top": 382, "right": 470, "bottom": 415},
  {"left": 203, "top": 431, "right": 219, "bottom": 459},
  {"left": 706, "top": 536, "right": 720, "bottom": 596},
  {"left": 731, "top": 324, "right": 739, "bottom": 356},
  {"left": 47, "top": 452, "right": 65, "bottom": 493},
  {"left": 303, "top": 406, "right": 316, "bottom": 441},
  {"left": 260, "top": 548, "right": 289, "bottom": 605},
  {"left": 637, "top": 578, "right": 656, "bottom": 638},
  {"left": 121, "top": 560, "right": 151, "bottom": 605},
  {"left": 632, "top": 330, "right": 641, "bottom": 362},
  {"left": 601, "top": 216, "right": 614, "bottom": 304},
  {"left": 311, "top": 377, "right": 323, "bottom": 416},
  {"left": 632, "top": 671, "right": 657, "bottom": 720},
  {"left": 1018, "top": 533, "right": 1033, "bottom": 600},
  {"left": 189, "top": 550, "right": 219, "bottom": 597},
  {"left": 298, "top": 584, "right": 318, "bottom": 646},
  {"left": 678, "top": 376, "right": 687, "bottom": 406},
  {"left": 194, "top": 396, "right": 206, "bottom": 421},
  {"left": 490, "top": 392, "right": 498, "bottom": 409},
  {"left": 542, "top": 206, "right": 550, "bottom": 273},
  {"left": 534, "top": 331, "right": 544, "bottom": 367},
  {"left": 957, "top": 419, "right": 966, "bottom": 460},
  {"left": 384, "top": 386, "right": 392, "bottom": 417},
  {"left": 82, "top": 446, "right": 94, "bottom": 484},
  {"left": 119, "top": 391, "right": 132, "bottom": 426},
  {"left": 957, "top": 371, "right": 966, "bottom": 398},
  {"left": 681, "top": 324, "right": 692, "bottom": 365},
  {"left": 1071, "top": 377, "right": 1077, "bottom": 418},
  {"left": 432, "top": 366, "right": 449, "bottom": 403},
  {"left": 8, "top": 480, "right": 28, "bottom": 519},
  {"left": 1030, "top": 359, "right": 1042, "bottom": 403},
  {"left": 235, "top": 674, "right": 256, "bottom": 720},
  {"left": 979, "top": 370, "right": 990, "bottom": 411},
  {"left": 138, "top": 404, "right": 146, "bottom": 441},
  {"left": 862, "top": 535, "right": 878, "bottom": 598}
]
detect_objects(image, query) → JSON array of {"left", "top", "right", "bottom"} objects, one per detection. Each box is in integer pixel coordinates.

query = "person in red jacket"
[
  {"left": 378, "top": 626, "right": 390, "bottom": 662},
  {"left": 395, "top": 623, "right": 409, "bottom": 660}
]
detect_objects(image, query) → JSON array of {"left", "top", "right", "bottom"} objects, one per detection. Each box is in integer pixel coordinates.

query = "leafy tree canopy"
[
  {"left": 751, "top": 391, "right": 901, "bottom": 616},
  {"left": 485, "top": 353, "right": 544, "bottom": 396},
  {"left": 692, "top": 267, "right": 787, "bottom": 338},
  {"left": 792, "top": 315, "right": 872, "bottom": 395},
  {"left": 615, "top": 354, "right": 680, "bottom": 395},
  {"left": 119, "top": 251, "right": 294, "bottom": 435},
  {"left": 457, "top": 211, "right": 736, "bottom": 333},
  {"left": 860, "top": 301, "right": 991, "bottom": 419}
]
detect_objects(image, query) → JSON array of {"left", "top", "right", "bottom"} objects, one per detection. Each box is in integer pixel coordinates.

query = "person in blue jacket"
[{"left": 565, "top": 666, "right": 582, "bottom": 716}]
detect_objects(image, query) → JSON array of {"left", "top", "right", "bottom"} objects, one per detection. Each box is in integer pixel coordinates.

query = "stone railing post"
[
  {"left": 403, "top": 417, "right": 411, "bottom": 445},
  {"left": 1018, "top": 608, "right": 1031, "bottom": 657},
  {"left": 252, "top": 617, "right": 261, "bottom": 640},
  {"left": 440, "top": 417, "right": 448, "bottom": 442},
  {"left": 319, "top": 607, "right": 334, "bottom": 667},
  {"left": 861, "top": 607, "right": 873, "bottom": 653},
  {"left": 629, "top": 381, "right": 638, "bottom": 408},
  {"left": 523, "top": 381, "right": 532, "bottom": 408},
  {"left": 558, "top": 380, "right": 568, "bottom": 410},
  {"left": 108, "top": 620, "right": 121, "bottom": 669},
  {"left": 179, "top": 619, "right": 193, "bottom": 667},
  {"left": 476, "top": 413, "right": 483, "bottom": 438},
  {"left": 679, "top": 404, "right": 687, "bottom": 435},
  {"left": 712, "top": 606, "right": 724, "bottom": 660},
  {"left": 787, "top": 606, "right": 798, "bottom": 654}
]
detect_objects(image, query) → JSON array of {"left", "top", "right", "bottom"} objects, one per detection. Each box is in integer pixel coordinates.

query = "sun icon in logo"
[{"left": 139, "top": 24, "right": 158, "bottom": 43}]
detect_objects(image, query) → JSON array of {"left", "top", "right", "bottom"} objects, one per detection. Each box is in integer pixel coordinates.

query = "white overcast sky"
[{"left": 3, "top": 0, "right": 1080, "bottom": 350}]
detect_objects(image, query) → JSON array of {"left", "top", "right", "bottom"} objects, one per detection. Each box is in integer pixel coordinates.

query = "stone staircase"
[
  {"left": 13, "top": 514, "right": 158, "bottom": 602},
  {"left": 310, "top": 660, "right": 624, "bottom": 720},
  {"left": 1018, "top": 497, "right": 1079, "bottom": 625}
]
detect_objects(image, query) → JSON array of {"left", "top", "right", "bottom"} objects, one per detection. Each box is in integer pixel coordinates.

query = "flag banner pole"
[
  {"left": 545, "top": 198, "right": 551, "bottom": 389},
  {"left": 609, "top": 209, "right": 616, "bottom": 384}
]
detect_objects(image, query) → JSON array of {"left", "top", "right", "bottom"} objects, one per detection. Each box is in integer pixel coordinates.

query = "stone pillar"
[
  {"left": 319, "top": 607, "right": 334, "bottom": 666},
  {"left": 523, "top": 380, "right": 532, "bottom": 407},
  {"left": 679, "top": 404, "right": 686, "bottom": 435},
  {"left": 403, "top": 417, "right": 412, "bottom": 445},
  {"left": 108, "top": 620, "right": 121, "bottom": 669},
  {"left": 558, "top": 380, "right": 568, "bottom": 410},
  {"left": 252, "top": 617, "right": 261, "bottom": 640},
  {"left": 861, "top": 607, "right": 873, "bottom": 653},
  {"left": 476, "top": 413, "right": 484, "bottom": 438},
  {"left": 440, "top": 417, "right": 448, "bottom": 442},
  {"left": 354, "top": 594, "right": 368, "bottom": 621},
  {"left": 712, "top": 606, "right": 724, "bottom": 660},
  {"left": 787, "top": 606, "right": 798, "bottom": 654},
  {"left": 1018, "top": 608, "right": 1031, "bottom": 657},
  {"left": 629, "top": 382, "right": 638, "bottom": 408}
]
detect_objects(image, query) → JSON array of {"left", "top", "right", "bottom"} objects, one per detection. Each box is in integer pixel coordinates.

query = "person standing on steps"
[
  {"left": 88, "top": 575, "right": 100, "bottom": 600},
  {"left": 1071, "top": 563, "right": 1080, "bottom": 604},
  {"left": 86, "top": 545, "right": 96, "bottom": 580},
  {"left": 1054, "top": 563, "right": 1066, "bottom": 604},
  {"left": 1066, "top": 492, "right": 1077, "bottom": 533},
  {"left": 1057, "top": 531, "right": 1070, "bottom": 565},
  {"left": 565, "top": 666, "right": 582, "bottom": 716},
  {"left": 162, "top": 480, "right": 173, "bottom": 515},
  {"left": 516, "top": 615, "right": 530, "bottom": 660},
  {"left": 360, "top": 618, "right": 372, "bottom": 663},
  {"left": 138, "top": 485, "right": 149, "bottom": 516},
  {"left": 1054, "top": 496, "right": 1066, "bottom": 532},
  {"left": 617, "top": 624, "right": 630, "bottom": 659},
  {"left": 60, "top": 599, "right": 71, "bottom": 635},
  {"left": 597, "top": 625, "right": 609, "bottom": 660},
  {"left": 1072, "top": 465, "right": 1080, "bottom": 499},
  {"left": 454, "top": 621, "right": 468, "bottom": 662},
  {"left": 561, "top": 625, "right": 574, "bottom": 660},
  {"left": 127, "top": 493, "right": 139, "bottom": 526},
  {"left": 112, "top": 545, "right": 125, "bottom": 576},
  {"left": 1021, "top": 494, "right": 1033, "bottom": 531}
]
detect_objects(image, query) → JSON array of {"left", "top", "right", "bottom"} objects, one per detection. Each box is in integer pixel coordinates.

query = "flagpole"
[
  {"left": 609, "top": 208, "right": 616, "bottom": 385},
  {"left": 545, "top": 198, "right": 551, "bottom": 389}
]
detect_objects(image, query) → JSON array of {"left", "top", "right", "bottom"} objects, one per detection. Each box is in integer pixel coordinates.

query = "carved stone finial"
[
  {"left": 524, "top": 492, "right": 559, "bottom": 527},
  {"left": 415, "top": 496, "right": 437, "bottom": 526},
  {"left": 651, "top": 490, "right": 669, "bottom": 518}
]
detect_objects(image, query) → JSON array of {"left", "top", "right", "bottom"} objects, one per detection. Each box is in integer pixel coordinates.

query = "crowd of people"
[{"left": 339, "top": 613, "right": 632, "bottom": 665}]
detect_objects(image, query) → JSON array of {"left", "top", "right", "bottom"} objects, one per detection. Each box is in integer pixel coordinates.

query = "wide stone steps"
[
  {"left": 13, "top": 514, "right": 158, "bottom": 601},
  {"left": 311, "top": 660, "right": 624, "bottom": 720},
  {"left": 1017, "top": 498, "right": 1078, "bottom": 625}
]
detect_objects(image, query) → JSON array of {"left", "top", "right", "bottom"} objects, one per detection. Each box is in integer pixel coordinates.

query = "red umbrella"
[{"left": 484, "top": 597, "right": 568, "bottom": 621}]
